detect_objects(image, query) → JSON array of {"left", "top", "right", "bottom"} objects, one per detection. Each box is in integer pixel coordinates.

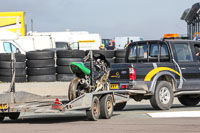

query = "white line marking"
[{"left": 148, "top": 111, "right": 200, "bottom": 118}]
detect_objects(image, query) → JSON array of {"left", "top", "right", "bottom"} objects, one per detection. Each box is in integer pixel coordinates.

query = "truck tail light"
[{"left": 129, "top": 67, "right": 136, "bottom": 80}]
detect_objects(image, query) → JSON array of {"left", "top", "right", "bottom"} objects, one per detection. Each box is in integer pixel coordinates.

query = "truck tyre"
[
  {"left": 0, "top": 76, "right": 26, "bottom": 82},
  {"left": 56, "top": 58, "right": 82, "bottom": 66},
  {"left": 86, "top": 96, "right": 100, "bottom": 121},
  {"left": 100, "top": 94, "right": 113, "bottom": 119},
  {"left": 178, "top": 95, "right": 200, "bottom": 106},
  {"left": 150, "top": 81, "right": 174, "bottom": 110},
  {"left": 56, "top": 66, "right": 72, "bottom": 74},
  {"left": 9, "top": 112, "right": 20, "bottom": 120},
  {"left": 26, "top": 51, "right": 54, "bottom": 60},
  {"left": 0, "top": 53, "right": 26, "bottom": 62},
  {"left": 0, "top": 62, "right": 26, "bottom": 69},
  {"left": 28, "top": 75, "right": 56, "bottom": 82},
  {"left": 0, "top": 116, "right": 5, "bottom": 122},
  {"left": 115, "top": 50, "right": 126, "bottom": 58},
  {"left": 26, "top": 59, "right": 55, "bottom": 68},
  {"left": 68, "top": 78, "right": 80, "bottom": 101},
  {"left": 115, "top": 58, "right": 126, "bottom": 63},
  {"left": 0, "top": 69, "right": 26, "bottom": 77},
  {"left": 56, "top": 74, "right": 76, "bottom": 81},
  {"left": 27, "top": 67, "right": 56, "bottom": 76},
  {"left": 56, "top": 50, "right": 85, "bottom": 58},
  {"left": 114, "top": 102, "right": 127, "bottom": 111}
]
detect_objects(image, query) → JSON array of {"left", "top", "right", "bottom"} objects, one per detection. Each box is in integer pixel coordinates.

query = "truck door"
[{"left": 172, "top": 42, "right": 199, "bottom": 90}]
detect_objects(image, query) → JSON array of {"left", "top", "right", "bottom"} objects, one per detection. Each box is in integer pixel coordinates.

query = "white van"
[
  {"left": 114, "top": 36, "right": 143, "bottom": 49},
  {"left": 0, "top": 30, "right": 56, "bottom": 54},
  {"left": 30, "top": 31, "right": 101, "bottom": 50}
]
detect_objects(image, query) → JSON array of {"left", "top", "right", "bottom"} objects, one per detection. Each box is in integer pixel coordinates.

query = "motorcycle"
[{"left": 68, "top": 50, "right": 110, "bottom": 101}]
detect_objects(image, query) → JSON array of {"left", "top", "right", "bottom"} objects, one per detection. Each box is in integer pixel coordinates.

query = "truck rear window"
[{"left": 128, "top": 43, "right": 170, "bottom": 62}]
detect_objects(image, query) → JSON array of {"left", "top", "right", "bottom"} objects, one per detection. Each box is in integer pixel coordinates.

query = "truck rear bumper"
[{"left": 110, "top": 80, "right": 150, "bottom": 91}]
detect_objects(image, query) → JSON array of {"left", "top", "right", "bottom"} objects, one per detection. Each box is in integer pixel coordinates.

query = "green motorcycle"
[{"left": 68, "top": 51, "right": 110, "bottom": 101}]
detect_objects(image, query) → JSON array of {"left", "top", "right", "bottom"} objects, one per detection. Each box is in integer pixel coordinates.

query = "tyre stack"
[
  {"left": 26, "top": 51, "right": 56, "bottom": 82},
  {"left": 114, "top": 50, "right": 126, "bottom": 63},
  {"left": 0, "top": 53, "right": 26, "bottom": 82},
  {"left": 56, "top": 50, "right": 85, "bottom": 81}
]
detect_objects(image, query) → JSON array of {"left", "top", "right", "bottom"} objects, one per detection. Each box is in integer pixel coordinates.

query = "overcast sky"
[{"left": 0, "top": 0, "right": 199, "bottom": 39}]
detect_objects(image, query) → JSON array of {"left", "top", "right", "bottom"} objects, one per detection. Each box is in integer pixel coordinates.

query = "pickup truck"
[{"left": 110, "top": 40, "right": 200, "bottom": 110}]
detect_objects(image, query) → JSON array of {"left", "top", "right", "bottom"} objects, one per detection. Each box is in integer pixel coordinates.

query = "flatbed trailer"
[
  {"left": 0, "top": 89, "right": 128, "bottom": 121},
  {"left": 0, "top": 53, "right": 129, "bottom": 121}
]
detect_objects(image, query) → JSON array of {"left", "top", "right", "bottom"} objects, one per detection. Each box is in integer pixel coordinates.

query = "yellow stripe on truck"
[
  {"left": 144, "top": 67, "right": 180, "bottom": 81},
  {"left": 78, "top": 40, "right": 95, "bottom": 43}
]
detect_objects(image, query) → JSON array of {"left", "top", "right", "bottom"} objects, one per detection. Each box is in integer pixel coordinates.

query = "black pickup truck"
[{"left": 110, "top": 40, "right": 200, "bottom": 110}]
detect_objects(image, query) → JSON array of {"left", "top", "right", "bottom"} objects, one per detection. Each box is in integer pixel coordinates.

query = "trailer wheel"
[
  {"left": 9, "top": 112, "right": 20, "bottom": 120},
  {"left": 0, "top": 116, "right": 5, "bottom": 122},
  {"left": 100, "top": 94, "right": 113, "bottom": 119},
  {"left": 86, "top": 96, "right": 100, "bottom": 121},
  {"left": 114, "top": 102, "right": 127, "bottom": 111},
  {"left": 150, "top": 81, "right": 174, "bottom": 110}
]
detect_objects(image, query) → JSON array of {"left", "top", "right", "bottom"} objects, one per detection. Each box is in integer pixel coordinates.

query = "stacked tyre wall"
[
  {"left": 26, "top": 51, "right": 56, "bottom": 82},
  {"left": 56, "top": 50, "right": 85, "bottom": 81},
  {"left": 0, "top": 54, "right": 26, "bottom": 82}
]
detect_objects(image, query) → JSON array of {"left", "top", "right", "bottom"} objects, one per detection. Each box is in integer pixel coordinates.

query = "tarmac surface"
[{"left": 1, "top": 82, "right": 200, "bottom": 133}]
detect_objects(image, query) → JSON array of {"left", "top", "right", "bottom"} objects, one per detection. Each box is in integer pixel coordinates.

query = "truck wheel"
[
  {"left": 9, "top": 112, "right": 20, "bottom": 120},
  {"left": 68, "top": 78, "right": 80, "bottom": 101},
  {"left": 86, "top": 96, "right": 100, "bottom": 121},
  {"left": 150, "top": 81, "right": 174, "bottom": 110},
  {"left": 178, "top": 95, "right": 200, "bottom": 106},
  {"left": 100, "top": 94, "right": 113, "bottom": 119},
  {"left": 114, "top": 102, "right": 127, "bottom": 111},
  {"left": 0, "top": 116, "right": 5, "bottom": 122}
]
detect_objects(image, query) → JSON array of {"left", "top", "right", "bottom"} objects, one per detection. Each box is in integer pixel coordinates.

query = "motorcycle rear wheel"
[{"left": 68, "top": 78, "right": 80, "bottom": 101}]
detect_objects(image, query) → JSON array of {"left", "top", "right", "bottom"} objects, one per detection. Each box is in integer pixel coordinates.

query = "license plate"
[
  {"left": 110, "top": 84, "right": 119, "bottom": 89},
  {"left": 0, "top": 104, "right": 8, "bottom": 109}
]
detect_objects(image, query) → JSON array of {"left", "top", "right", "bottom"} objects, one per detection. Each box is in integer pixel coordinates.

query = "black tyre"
[
  {"left": 68, "top": 78, "right": 80, "bottom": 101},
  {"left": 0, "top": 61, "right": 26, "bottom": 69},
  {"left": 114, "top": 102, "right": 127, "bottom": 111},
  {"left": 106, "top": 58, "right": 115, "bottom": 63},
  {"left": 56, "top": 50, "right": 85, "bottom": 58},
  {"left": 9, "top": 112, "right": 20, "bottom": 120},
  {"left": 27, "top": 67, "right": 56, "bottom": 76},
  {"left": 115, "top": 50, "right": 126, "bottom": 58},
  {"left": 28, "top": 75, "right": 56, "bottom": 82},
  {"left": 115, "top": 58, "right": 125, "bottom": 63},
  {"left": 178, "top": 95, "right": 200, "bottom": 106},
  {"left": 0, "top": 116, "right": 5, "bottom": 122},
  {"left": 150, "top": 81, "right": 174, "bottom": 110},
  {"left": 56, "top": 58, "right": 82, "bottom": 66},
  {"left": 0, "top": 53, "right": 26, "bottom": 62},
  {"left": 100, "top": 94, "right": 113, "bottom": 119},
  {"left": 86, "top": 96, "right": 100, "bottom": 121},
  {"left": 0, "top": 76, "right": 26, "bottom": 82},
  {"left": 56, "top": 66, "right": 72, "bottom": 74},
  {"left": 26, "top": 51, "right": 54, "bottom": 60},
  {"left": 86, "top": 50, "right": 114, "bottom": 58},
  {"left": 26, "top": 59, "right": 55, "bottom": 68},
  {"left": 0, "top": 69, "right": 26, "bottom": 77},
  {"left": 56, "top": 74, "right": 76, "bottom": 81}
]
